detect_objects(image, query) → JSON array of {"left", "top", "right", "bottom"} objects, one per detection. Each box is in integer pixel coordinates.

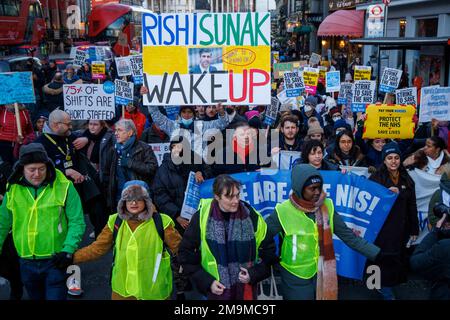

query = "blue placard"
[
  {"left": 286, "top": 88, "right": 302, "bottom": 97},
  {"left": 115, "top": 96, "right": 132, "bottom": 105},
  {"left": 326, "top": 71, "right": 341, "bottom": 92},
  {"left": 195, "top": 170, "right": 397, "bottom": 280},
  {"left": 165, "top": 105, "right": 180, "bottom": 120},
  {"left": 88, "top": 47, "right": 97, "bottom": 62},
  {"left": 0, "top": 72, "right": 36, "bottom": 104},
  {"left": 133, "top": 75, "right": 143, "bottom": 85},
  {"left": 338, "top": 97, "right": 347, "bottom": 104},
  {"left": 264, "top": 115, "right": 276, "bottom": 126},
  {"left": 351, "top": 103, "right": 367, "bottom": 113},
  {"left": 379, "top": 84, "right": 395, "bottom": 93}
]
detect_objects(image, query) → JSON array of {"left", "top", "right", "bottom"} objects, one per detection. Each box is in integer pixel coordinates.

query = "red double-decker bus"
[
  {"left": 88, "top": 3, "right": 151, "bottom": 56},
  {"left": 0, "top": 0, "right": 46, "bottom": 48}
]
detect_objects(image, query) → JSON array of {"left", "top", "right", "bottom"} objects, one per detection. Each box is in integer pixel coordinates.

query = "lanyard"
[{"left": 44, "top": 133, "right": 71, "bottom": 161}]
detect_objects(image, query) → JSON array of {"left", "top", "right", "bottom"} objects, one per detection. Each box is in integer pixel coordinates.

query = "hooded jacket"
[
  {"left": 265, "top": 165, "right": 379, "bottom": 296},
  {"left": 0, "top": 144, "right": 85, "bottom": 256}
]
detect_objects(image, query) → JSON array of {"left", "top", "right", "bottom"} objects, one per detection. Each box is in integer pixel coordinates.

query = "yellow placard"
[
  {"left": 354, "top": 66, "right": 372, "bottom": 81},
  {"left": 320, "top": 60, "right": 330, "bottom": 68},
  {"left": 318, "top": 66, "right": 327, "bottom": 80},
  {"left": 273, "top": 52, "right": 279, "bottom": 63},
  {"left": 363, "top": 104, "right": 416, "bottom": 139},
  {"left": 303, "top": 70, "right": 319, "bottom": 87},
  {"left": 92, "top": 61, "right": 106, "bottom": 80}
]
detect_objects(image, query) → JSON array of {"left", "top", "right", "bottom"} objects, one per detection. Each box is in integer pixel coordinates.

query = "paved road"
[{"left": 0, "top": 216, "right": 431, "bottom": 300}]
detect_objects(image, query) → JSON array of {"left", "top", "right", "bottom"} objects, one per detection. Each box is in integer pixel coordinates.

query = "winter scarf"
[
  {"left": 426, "top": 151, "right": 444, "bottom": 174},
  {"left": 206, "top": 199, "right": 256, "bottom": 300},
  {"left": 85, "top": 127, "right": 107, "bottom": 164},
  {"left": 232, "top": 137, "right": 255, "bottom": 164},
  {"left": 289, "top": 191, "right": 338, "bottom": 300},
  {"left": 115, "top": 136, "right": 136, "bottom": 200}
]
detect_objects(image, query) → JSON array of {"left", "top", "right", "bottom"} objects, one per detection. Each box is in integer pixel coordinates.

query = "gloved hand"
[
  {"left": 51, "top": 251, "right": 73, "bottom": 270},
  {"left": 374, "top": 251, "right": 400, "bottom": 265}
]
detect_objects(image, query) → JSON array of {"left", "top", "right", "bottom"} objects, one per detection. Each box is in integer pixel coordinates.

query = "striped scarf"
[
  {"left": 206, "top": 199, "right": 256, "bottom": 300},
  {"left": 289, "top": 192, "right": 338, "bottom": 300}
]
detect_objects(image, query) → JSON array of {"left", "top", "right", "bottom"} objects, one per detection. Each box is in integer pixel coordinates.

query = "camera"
[{"left": 433, "top": 203, "right": 450, "bottom": 222}]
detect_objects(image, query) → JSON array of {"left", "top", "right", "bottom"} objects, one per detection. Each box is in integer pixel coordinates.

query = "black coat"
[
  {"left": 140, "top": 125, "right": 170, "bottom": 144},
  {"left": 410, "top": 230, "right": 450, "bottom": 299},
  {"left": 35, "top": 132, "right": 102, "bottom": 205},
  {"left": 212, "top": 137, "right": 271, "bottom": 176},
  {"left": 152, "top": 153, "right": 190, "bottom": 228},
  {"left": 178, "top": 201, "right": 277, "bottom": 296},
  {"left": 104, "top": 139, "right": 158, "bottom": 208},
  {"left": 368, "top": 167, "right": 419, "bottom": 286},
  {"left": 43, "top": 81, "right": 64, "bottom": 112}
]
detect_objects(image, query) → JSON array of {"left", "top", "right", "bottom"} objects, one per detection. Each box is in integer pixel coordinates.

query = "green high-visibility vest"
[
  {"left": 276, "top": 198, "right": 334, "bottom": 279},
  {"left": 198, "top": 198, "right": 267, "bottom": 281},
  {"left": 7, "top": 170, "right": 71, "bottom": 258},
  {"left": 107, "top": 213, "right": 174, "bottom": 300}
]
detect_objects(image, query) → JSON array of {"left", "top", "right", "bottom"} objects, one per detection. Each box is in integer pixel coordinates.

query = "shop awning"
[
  {"left": 294, "top": 25, "right": 312, "bottom": 34},
  {"left": 294, "top": 25, "right": 313, "bottom": 34},
  {"left": 317, "top": 10, "right": 364, "bottom": 37},
  {"left": 350, "top": 37, "right": 450, "bottom": 48}
]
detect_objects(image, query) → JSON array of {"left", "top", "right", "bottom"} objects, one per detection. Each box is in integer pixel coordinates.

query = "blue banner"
[
  {"left": 197, "top": 170, "right": 397, "bottom": 280},
  {"left": 0, "top": 72, "right": 36, "bottom": 105}
]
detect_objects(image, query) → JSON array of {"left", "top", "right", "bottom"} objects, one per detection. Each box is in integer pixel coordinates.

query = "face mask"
[
  {"left": 180, "top": 118, "right": 193, "bottom": 126},
  {"left": 332, "top": 116, "right": 342, "bottom": 122},
  {"left": 304, "top": 105, "right": 312, "bottom": 113}
]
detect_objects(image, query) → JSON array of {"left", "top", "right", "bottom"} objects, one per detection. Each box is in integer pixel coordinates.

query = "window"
[
  {"left": 35, "top": 3, "right": 43, "bottom": 19},
  {"left": 399, "top": 19, "right": 406, "bottom": 37},
  {"left": 416, "top": 17, "right": 438, "bottom": 37},
  {"left": 0, "top": 0, "right": 20, "bottom": 16}
]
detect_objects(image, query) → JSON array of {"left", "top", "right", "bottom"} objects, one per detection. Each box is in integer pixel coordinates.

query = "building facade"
[{"left": 357, "top": 0, "right": 450, "bottom": 87}]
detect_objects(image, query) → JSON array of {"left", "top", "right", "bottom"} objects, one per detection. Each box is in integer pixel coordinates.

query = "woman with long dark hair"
[
  {"left": 325, "top": 129, "right": 367, "bottom": 167},
  {"left": 368, "top": 142, "right": 419, "bottom": 299},
  {"left": 293, "top": 139, "right": 338, "bottom": 171}
]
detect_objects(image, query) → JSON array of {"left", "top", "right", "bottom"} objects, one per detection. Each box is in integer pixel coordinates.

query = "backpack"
[{"left": 111, "top": 212, "right": 165, "bottom": 246}]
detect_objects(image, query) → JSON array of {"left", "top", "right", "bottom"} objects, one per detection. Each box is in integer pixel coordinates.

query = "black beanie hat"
[
  {"left": 19, "top": 143, "right": 50, "bottom": 166},
  {"left": 381, "top": 142, "right": 401, "bottom": 160}
]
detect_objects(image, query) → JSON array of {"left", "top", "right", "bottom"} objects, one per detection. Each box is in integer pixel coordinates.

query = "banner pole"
[{"left": 14, "top": 102, "right": 23, "bottom": 139}]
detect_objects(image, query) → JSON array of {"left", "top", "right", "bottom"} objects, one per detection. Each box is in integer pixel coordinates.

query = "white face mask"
[
  {"left": 332, "top": 116, "right": 342, "bottom": 122},
  {"left": 304, "top": 105, "right": 312, "bottom": 113}
]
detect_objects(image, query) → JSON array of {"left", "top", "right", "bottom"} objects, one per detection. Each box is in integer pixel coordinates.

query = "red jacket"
[
  {"left": 124, "top": 110, "right": 147, "bottom": 139},
  {"left": 0, "top": 106, "right": 35, "bottom": 143}
]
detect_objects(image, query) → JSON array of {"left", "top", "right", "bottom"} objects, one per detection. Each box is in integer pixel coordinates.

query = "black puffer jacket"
[{"left": 152, "top": 153, "right": 190, "bottom": 223}]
